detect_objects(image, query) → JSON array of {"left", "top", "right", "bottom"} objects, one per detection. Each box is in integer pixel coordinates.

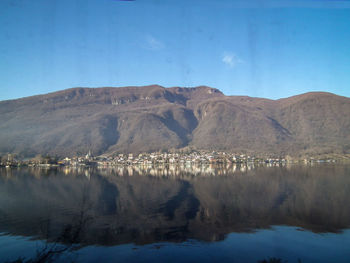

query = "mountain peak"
[{"left": 0, "top": 86, "right": 349, "bottom": 158}]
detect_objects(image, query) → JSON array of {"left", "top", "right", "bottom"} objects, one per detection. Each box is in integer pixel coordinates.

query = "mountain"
[{"left": 0, "top": 85, "right": 349, "bottom": 158}]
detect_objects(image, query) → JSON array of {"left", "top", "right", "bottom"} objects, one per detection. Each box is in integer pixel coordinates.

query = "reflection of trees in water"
[
  {"left": 5, "top": 184, "right": 92, "bottom": 263},
  {"left": 192, "top": 165, "right": 350, "bottom": 235},
  {"left": 7, "top": 226, "right": 77, "bottom": 263},
  {"left": 0, "top": 164, "right": 350, "bottom": 247}
]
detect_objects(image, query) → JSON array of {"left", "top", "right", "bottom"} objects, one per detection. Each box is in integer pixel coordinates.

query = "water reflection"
[
  {"left": 62, "top": 162, "right": 265, "bottom": 177},
  {"left": 0, "top": 164, "right": 350, "bottom": 247}
]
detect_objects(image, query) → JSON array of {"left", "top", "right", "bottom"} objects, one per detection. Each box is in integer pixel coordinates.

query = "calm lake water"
[{"left": 0, "top": 163, "right": 350, "bottom": 263}]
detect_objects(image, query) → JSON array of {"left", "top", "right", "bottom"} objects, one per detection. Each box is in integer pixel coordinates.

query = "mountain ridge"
[{"left": 0, "top": 85, "right": 349, "bottom": 158}]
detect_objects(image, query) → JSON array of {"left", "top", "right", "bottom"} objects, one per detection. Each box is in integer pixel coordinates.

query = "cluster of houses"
[
  {"left": 0, "top": 150, "right": 338, "bottom": 168},
  {"left": 59, "top": 151, "right": 287, "bottom": 167}
]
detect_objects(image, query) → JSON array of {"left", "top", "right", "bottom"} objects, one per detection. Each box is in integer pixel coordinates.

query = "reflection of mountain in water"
[{"left": 0, "top": 164, "right": 350, "bottom": 246}]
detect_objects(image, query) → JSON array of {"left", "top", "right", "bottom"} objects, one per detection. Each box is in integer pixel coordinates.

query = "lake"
[{"left": 0, "top": 163, "right": 350, "bottom": 263}]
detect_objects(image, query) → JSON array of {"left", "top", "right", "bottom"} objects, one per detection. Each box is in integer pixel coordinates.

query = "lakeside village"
[{"left": 0, "top": 150, "right": 339, "bottom": 169}]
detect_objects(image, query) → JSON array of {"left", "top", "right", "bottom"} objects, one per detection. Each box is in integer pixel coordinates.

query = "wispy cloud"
[
  {"left": 145, "top": 35, "right": 165, "bottom": 50},
  {"left": 222, "top": 52, "right": 244, "bottom": 67}
]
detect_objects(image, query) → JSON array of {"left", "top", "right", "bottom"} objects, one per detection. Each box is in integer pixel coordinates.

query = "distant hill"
[{"left": 0, "top": 85, "right": 349, "bottom": 158}]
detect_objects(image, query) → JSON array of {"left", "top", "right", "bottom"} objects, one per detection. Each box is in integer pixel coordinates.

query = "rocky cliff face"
[{"left": 0, "top": 85, "right": 349, "bottom": 157}]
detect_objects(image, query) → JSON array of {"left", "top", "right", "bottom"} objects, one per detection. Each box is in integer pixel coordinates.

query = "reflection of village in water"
[
  {"left": 1, "top": 160, "right": 329, "bottom": 180},
  {"left": 1, "top": 162, "right": 350, "bottom": 262},
  {"left": 88, "top": 162, "right": 288, "bottom": 178},
  {"left": 2, "top": 162, "right": 296, "bottom": 179},
  {"left": 1, "top": 163, "right": 350, "bottom": 239},
  {"left": 66, "top": 163, "right": 262, "bottom": 178}
]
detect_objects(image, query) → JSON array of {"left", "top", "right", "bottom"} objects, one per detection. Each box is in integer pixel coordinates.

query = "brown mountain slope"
[
  {"left": 0, "top": 86, "right": 349, "bottom": 157},
  {"left": 275, "top": 92, "right": 350, "bottom": 155},
  {"left": 191, "top": 98, "right": 293, "bottom": 153}
]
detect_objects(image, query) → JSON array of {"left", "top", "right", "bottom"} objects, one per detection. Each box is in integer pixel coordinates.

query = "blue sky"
[{"left": 1, "top": 0, "right": 350, "bottom": 100}]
